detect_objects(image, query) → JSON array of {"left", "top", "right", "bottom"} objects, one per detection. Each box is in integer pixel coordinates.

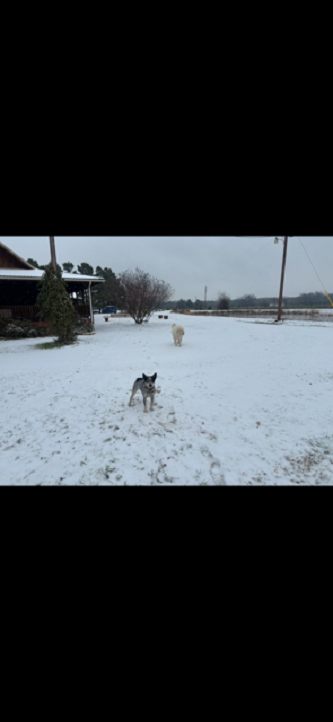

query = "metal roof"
[{"left": 0, "top": 268, "right": 104, "bottom": 283}]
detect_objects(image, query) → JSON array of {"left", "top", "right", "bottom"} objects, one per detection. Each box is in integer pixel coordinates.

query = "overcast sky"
[{"left": 3, "top": 237, "right": 333, "bottom": 300}]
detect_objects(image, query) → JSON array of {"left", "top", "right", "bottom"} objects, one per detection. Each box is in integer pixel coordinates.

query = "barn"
[{"left": 0, "top": 241, "right": 103, "bottom": 328}]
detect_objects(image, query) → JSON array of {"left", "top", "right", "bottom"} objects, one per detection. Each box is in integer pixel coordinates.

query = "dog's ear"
[
  {"left": 152, "top": 373, "right": 157, "bottom": 381},
  {"left": 142, "top": 373, "right": 148, "bottom": 380}
]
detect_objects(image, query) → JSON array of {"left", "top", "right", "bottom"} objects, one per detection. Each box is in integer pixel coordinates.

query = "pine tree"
[
  {"left": 78, "top": 262, "right": 94, "bottom": 276},
  {"left": 27, "top": 258, "right": 40, "bottom": 268},
  {"left": 92, "top": 267, "right": 125, "bottom": 310},
  {"left": 37, "top": 265, "right": 77, "bottom": 345},
  {"left": 63, "top": 262, "right": 75, "bottom": 273}
]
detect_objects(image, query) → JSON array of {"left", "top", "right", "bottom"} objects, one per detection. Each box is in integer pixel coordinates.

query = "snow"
[
  {"left": 1, "top": 312, "right": 333, "bottom": 485},
  {"left": 0, "top": 269, "right": 102, "bottom": 282}
]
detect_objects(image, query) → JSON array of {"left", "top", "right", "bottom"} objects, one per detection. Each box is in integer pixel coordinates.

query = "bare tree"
[
  {"left": 217, "top": 292, "right": 230, "bottom": 310},
  {"left": 120, "top": 268, "right": 173, "bottom": 324}
]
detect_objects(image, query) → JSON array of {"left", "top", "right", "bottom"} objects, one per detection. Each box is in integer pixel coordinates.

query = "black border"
[
  {"left": 1, "top": 159, "right": 332, "bottom": 237},
  {"left": 2, "top": 486, "right": 331, "bottom": 557}
]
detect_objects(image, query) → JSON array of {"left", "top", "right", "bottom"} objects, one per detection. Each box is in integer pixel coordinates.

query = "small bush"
[{"left": 74, "top": 318, "right": 94, "bottom": 334}]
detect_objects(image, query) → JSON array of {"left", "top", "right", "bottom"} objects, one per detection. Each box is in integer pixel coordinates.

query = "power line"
[{"left": 296, "top": 237, "right": 333, "bottom": 308}]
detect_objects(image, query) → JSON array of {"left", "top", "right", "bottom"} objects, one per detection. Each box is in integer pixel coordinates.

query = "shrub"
[{"left": 37, "top": 265, "right": 77, "bottom": 345}]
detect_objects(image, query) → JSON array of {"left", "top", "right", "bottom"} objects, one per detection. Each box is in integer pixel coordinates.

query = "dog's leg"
[
  {"left": 150, "top": 394, "right": 155, "bottom": 411},
  {"left": 129, "top": 386, "right": 137, "bottom": 406},
  {"left": 140, "top": 390, "right": 148, "bottom": 413}
]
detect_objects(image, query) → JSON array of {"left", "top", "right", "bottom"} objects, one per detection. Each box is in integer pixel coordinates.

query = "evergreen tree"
[
  {"left": 93, "top": 267, "right": 125, "bottom": 310},
  {"left": 63, "top": 262, "right": 75, "bottom": 273},
  {"left": 37, "top": 265, "right": 77, "bottom": 345},
  {"left": 78, "top": 262, "right": 94, "bottom": 276},
  {"left": 27, "top": 258, "right": 40, "bottom": 268},
  {"left": 39, "top": 262, "right": 63, "bottom": 276}
]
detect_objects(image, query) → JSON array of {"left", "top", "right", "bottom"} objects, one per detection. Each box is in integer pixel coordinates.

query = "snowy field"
[{"left": 1, "top": 312, "right": 333, "bottom": 485}]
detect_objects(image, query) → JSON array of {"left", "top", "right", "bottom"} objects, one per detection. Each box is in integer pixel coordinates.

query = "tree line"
[{"left": 162, "top": 292, "right": 333, "bottom": 311}]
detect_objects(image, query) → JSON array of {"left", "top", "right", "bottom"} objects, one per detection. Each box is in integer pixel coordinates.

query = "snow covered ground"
[{"left": 1, "top": 312, "right": 333, "bottom": 485}]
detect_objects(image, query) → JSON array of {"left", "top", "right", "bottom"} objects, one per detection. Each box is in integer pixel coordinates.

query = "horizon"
[{"left": 2, "top": 236, "right": 333, "bottom": 300}]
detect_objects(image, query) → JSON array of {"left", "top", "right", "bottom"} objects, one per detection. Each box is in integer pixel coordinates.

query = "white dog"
[{"left": 171, "top": 323, "right": 185, "bottom": 346}]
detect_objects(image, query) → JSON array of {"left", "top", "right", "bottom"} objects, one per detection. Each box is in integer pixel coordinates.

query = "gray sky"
[{"left": 3, "top": 236, "right": 333, "bottom": 300}]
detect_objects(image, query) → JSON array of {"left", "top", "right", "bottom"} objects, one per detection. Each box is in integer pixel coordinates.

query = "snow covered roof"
[{"left": 0, "top": 268, "right": 104, "bottom": 283}]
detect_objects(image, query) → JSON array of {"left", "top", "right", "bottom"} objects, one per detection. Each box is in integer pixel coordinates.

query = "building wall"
[{"left": 0, "top": 245, "right": 31, "bottom": 269}]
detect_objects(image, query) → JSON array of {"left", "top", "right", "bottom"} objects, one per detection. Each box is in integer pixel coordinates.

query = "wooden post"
[
  {"left": 276, "top": 236, "right": 289, "bottom": 322},
  {"left": 49, "top": 236, "right": 57, "bottom": 272},
  {"left": 88, "top": 282, "right": 95, "bottom": 330}
]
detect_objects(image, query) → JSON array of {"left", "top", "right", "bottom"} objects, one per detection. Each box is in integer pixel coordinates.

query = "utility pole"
[
  {"left": 276, "top": 236, "right": 289, "bottom": 322},
  {"left": 49, "top": 236, "right": 57, "bottom": 272}
]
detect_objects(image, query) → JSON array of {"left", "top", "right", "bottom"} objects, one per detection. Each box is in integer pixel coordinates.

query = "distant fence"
[{"left": 175, "top": 308, "right": 333, "bottom": 319}]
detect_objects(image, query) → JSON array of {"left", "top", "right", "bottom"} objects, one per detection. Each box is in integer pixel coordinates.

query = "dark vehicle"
[{"left": 102, "top": 306, "right": 117, "bottom": 314}]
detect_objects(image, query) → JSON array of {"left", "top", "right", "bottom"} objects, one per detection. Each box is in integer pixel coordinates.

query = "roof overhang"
[{"left": 0, "top": 269, "right": 104, "bottom": 283}]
